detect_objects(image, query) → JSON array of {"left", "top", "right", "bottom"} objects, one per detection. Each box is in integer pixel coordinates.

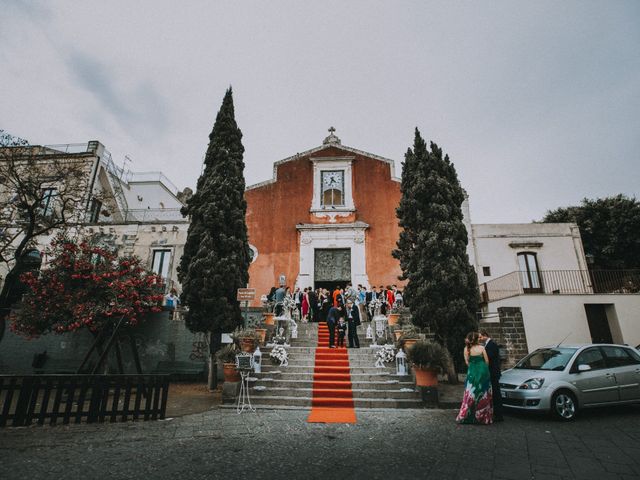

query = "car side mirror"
[{"left": 578, "top": 364, "right": 591, "bottom": 372}]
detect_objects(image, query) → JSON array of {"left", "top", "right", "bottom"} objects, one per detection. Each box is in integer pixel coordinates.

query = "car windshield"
[{"left": 514, "top": 347, "right": 578, "bottom": 371}]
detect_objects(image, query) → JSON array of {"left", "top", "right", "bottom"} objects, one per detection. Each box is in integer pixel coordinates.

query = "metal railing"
[
  {"left": 85, "top": 208, "right": 186, "bottom": 224},
  {"left": 123, "top": 208, "right": 184, "bottom": 222},
  {"left": 479, "top": 269, "right": 640, "bottom": 303}
]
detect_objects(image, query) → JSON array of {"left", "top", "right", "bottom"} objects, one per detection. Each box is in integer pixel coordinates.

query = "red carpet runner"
[{"left": 306, "top": 322, "right": 357, "bottom": 423}]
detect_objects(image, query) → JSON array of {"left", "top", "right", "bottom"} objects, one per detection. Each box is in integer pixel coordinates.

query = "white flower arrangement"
[
  {"left": 376, "top": 344, "right": 396, "bottom": 363},
  {"left": 270, "top": 345, "right": 289, "bottom": 366}
]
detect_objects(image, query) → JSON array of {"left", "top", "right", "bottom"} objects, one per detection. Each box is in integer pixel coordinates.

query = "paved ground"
[{"left": 2, "top": 405, "right": 640, "bottom": 480}]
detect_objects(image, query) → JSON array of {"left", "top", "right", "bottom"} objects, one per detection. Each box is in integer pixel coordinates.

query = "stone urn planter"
[
  {"left": 240, "top": 338, "right": 257, "bottom": 353},
  {"left": 387, "top": 313, "right": 400, "bottom": 326},
  {"left": 255, "top": 328, "right": 267, "bottom": 345},
  {"left": 263, "top": 312, "right": 275, "bottom": 326},
  {"left": 405, "top": 341, "right": 448, "bottom": 388},
  {"left": 414, "top": 367, "right": 439, "bottom": 387},
  {"left": 403, "top": 338, "right": 418, "bottom": 351},
  {"left": 223, "top": 363, "right": 241, "bottom": 382}
]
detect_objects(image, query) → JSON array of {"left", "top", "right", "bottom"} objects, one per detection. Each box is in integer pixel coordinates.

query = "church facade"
[{"left": 245, "top": 129, "right": 407, "bottom": 298}]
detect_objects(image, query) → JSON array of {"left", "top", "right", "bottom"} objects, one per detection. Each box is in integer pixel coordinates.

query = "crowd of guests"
[{"left": 266, "top": 283, "right": 404, "bottom": 323}]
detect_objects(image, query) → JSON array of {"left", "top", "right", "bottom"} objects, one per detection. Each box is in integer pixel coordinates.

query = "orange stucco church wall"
[{"left": 245, "top": 146, "right": 404, "bottom": 304}]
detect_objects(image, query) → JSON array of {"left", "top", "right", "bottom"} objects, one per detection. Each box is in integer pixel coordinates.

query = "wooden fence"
[{"left": 0, "top": 374, "right": 169, "bottom": 427}]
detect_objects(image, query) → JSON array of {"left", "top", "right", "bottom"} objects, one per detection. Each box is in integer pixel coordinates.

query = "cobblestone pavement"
[{"left": 2, "top": 405, "right": 640, "bottom": 480}]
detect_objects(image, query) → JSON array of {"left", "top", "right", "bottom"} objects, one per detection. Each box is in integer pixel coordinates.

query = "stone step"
[
  {"left": 237, "top": 395, "right": 423, "bottom": 409},
  {"left": 253, "top": 379, "right": 417, "bottom": 391},
  {"left": 275, "top": 348, "right": 376, "bottom": 355},
  {"left": 250, "top": 387, "right": 419, "bottom": 399},
  {"left": 260, "top": 365, "right": 391, "bottom": 374},
  {"left": 253, "top": 372, "right": 413, "bottom": 382}
]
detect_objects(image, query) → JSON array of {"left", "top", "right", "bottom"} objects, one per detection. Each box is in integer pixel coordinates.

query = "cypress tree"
[
  {"left": 393, "top": 129, "right": 479, "bottom": 379},
  {"left": 178, "top": 88, "right": 251, "bottom": 386}
]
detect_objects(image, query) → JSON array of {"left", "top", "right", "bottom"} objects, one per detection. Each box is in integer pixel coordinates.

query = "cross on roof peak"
[{"left": 323, "top": 126, "right": 341, "bottom": 145}]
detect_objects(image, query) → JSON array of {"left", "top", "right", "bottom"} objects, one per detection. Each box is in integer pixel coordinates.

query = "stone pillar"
[{"left": 497, "top": 307, "right": 529, "bottom": 368}]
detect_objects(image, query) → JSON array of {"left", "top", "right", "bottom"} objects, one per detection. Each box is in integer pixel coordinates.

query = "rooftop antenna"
[
  {"left": 121, "top": 155, "right": 132, "bottom": 180},
  {"left": 555, "top": 332, "right": 572, "bottom": 348}
]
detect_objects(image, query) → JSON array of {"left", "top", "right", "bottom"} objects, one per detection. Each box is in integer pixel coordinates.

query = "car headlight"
[{"left": 519, "top": 378, "right": 545, "bottom": 390}]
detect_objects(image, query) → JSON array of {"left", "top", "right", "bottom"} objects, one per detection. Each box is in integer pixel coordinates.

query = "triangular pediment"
[{"left": 246, "top": 143, "right": 399, "bottom": 191}]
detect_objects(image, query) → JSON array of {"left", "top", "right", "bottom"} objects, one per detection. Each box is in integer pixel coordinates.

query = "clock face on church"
[{"left": 322, "top": 170, "right": 343, "bottom": 189}]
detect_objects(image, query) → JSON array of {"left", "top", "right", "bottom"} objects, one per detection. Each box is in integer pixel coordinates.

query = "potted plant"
[
  {"left": 263, "top": 310, "right": 275, "bottom": 326},
  {"left": 406, "top": 340, "right": 449, "bottom": 387},
  {"left": 216, "top": 344, "right": 240, "bottom": 382},
  {"left": 397, "top": 325, "right": 420, "bottom": 351},
  {"left": 255, "top": 326, "right": 267, "bottom": 344},
  {"left": 387, "top": 305, "right": 401, "bottom": 326},
  {"left": 232, "top": 327, "right": 261, "bottom": 353},
  {"left": 393, "top": 324, "right": 403, "bottom": 341}
]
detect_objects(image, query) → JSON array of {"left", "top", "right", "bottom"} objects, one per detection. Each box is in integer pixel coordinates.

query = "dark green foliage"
[
  {"left": 542, "top": 195, "right": 640, "bottom": 270},
  {"left": 178, "top": 88, "right": 251, "bottom": 334},
  {"left": 393, "top": 129, "right": 479, "bottom": 368},
  {"left": 406, "top": 340, "right": 449, "bottom": 372}
]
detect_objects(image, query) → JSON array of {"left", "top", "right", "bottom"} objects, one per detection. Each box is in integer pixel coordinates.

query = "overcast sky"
[{"left": 1, "top": 1, "right": 638, "bottom": 223}]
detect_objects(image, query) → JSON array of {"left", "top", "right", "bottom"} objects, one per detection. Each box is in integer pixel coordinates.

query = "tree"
[
  {"left": 0, "top": 143, "right": 95, "bottom": 325},
  {"left": 542, "top": 195, "right": 640, "bottom": 270},
  {"left": 0, "top": 129, "right": 28, "bottom": 147},
  {"left": 393, "top": 129, "right": 479, "bottom": 381},
  {"left": 11, "top": 236, "right": 163, "bottom": 337},
  {"left": 10, "top": 236, "right": 163, "bottom": 372},
  {"left": 178, "top": 88, "right": 251, "bottom": 389}
]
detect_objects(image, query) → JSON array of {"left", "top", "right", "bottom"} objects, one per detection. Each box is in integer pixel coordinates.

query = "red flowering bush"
[{"left": 10, "top": 236, "right": 164, "bottom": 337}]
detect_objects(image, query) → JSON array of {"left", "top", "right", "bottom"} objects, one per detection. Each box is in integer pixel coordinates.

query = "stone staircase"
[{"left": 250, "top": 322, "right": 422, "bottom": 409}]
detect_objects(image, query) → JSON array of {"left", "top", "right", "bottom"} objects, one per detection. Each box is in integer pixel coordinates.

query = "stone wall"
[
  {"left": 479, "top": 306, "right": 529, "bottom": 369},
  {"left": 396, "top": 306, "right": 529, "bottom": 369},
  {"left": 0, "top": 307, "right": 268, "bottom": 375}
]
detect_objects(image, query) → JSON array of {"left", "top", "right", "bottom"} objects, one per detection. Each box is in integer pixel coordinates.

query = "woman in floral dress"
[{"left": 456, "top": 331, "right": 493, "bottom": 424}]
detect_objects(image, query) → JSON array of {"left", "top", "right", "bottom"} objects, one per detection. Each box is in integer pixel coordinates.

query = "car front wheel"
[{"left": 551, "top": 390, "right": 578, "bottom": 421}]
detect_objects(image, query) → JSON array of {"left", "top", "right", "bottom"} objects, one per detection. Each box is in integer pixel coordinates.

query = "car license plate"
[{"left": 501, "top": 391, "right": 510, "bottom": 399}]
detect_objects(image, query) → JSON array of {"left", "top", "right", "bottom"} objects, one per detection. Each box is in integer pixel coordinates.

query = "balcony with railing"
[
  {"left": 479, "top": 269, "right": 640, "bottom": 303},
  {"left": 85, "top": 208, "right": 186, "bottom": 224}
]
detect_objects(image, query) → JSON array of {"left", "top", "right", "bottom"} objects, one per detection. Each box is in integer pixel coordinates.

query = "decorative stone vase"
[
  {"left": 263, "top": 313, "right": 275, "bottom": 326},
  {"left": 403, "top": 338, "right": 418, "bottom": 351},
  {"left": 240, "top": 338, "right": 257, "bottom": 353},
  {"left": 414, "top": 366, "right": 439, "bottom": 387},
  {"left": 223, "top": 363, "right": 241, "bottom": 382},
  {"left": 255, "top": 328, "right": 267, "bottom": 344},
  {"left": 387, "top": 313, "right": 400, "bottom": 326}
]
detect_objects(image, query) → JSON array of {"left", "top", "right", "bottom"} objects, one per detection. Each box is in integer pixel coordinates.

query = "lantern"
[
  {"left": 253, "top": 347, "right": 262, "bottom": 373},
  {"left": 366, "top": 324, "right": 373, "bottom": 340},
  {"left": 395, "top": 349, "right": 407, "bottom": 376}
]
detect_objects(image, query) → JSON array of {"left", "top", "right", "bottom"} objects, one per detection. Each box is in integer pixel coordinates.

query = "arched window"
[
  {"left": 322, "top": 188, "right": 343, "bottom": 206},
  {"left": 518, "top": 252, "right": 542, "bottom": 293}
]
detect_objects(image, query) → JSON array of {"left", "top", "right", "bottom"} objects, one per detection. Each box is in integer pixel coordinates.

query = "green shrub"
[
  {"left": 406, "top": 341, "right": 449, "bottom": 371},
  {"left": 216, "top": 344, "right": 238, "bottom": 364}
]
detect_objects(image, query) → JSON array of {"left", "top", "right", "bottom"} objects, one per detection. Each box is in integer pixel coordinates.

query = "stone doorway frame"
[{"left": 296, "top": 222, "right": 369, "bottom": 290}]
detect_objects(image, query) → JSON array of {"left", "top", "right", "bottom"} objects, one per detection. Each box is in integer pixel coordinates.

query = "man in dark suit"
[
  {"left": 326, "top": 305, "right": 343, "bottom": 348},
  {"left": 307, "top": 287, "right": 318, "bottom": 322},
  {"left": 479, "top": 329, "right": 504, "bottom": 421},
  {"left": 345, "top": 300, "right": 360, "bottom": 348},
  {"left": 365, "top": 286, "right": 376, "bottom": 321}
]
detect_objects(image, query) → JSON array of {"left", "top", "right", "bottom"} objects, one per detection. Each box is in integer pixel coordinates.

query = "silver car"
[{"left": 499, "top": 344, "right": 640, "bottom": 420}]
